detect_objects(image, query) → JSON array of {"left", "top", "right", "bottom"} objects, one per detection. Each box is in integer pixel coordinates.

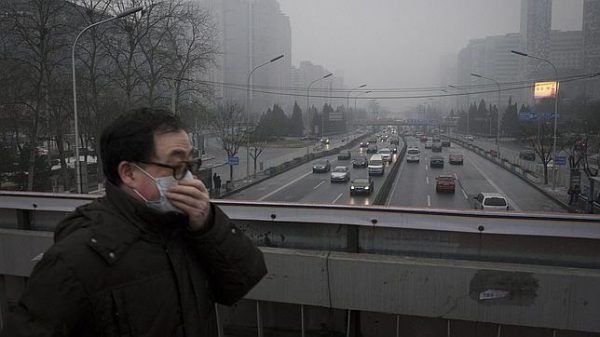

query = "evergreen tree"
[{"left": 290, "top": 101, "right": 304, "bottom": 136}]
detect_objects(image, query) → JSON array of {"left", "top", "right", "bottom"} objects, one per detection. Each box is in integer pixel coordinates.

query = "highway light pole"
[
  {"left": 346, "top": 84, "right": 366, "bottom": 109},
  {"left": 471, "top": 73, "right": 501, "bottom": 157},
  {"left": 306, "top": 73, "right": 333, "bottom": 138},
  {"left": 511, "top": 50, "right": 559, "bottom": 189},
  {"left": 72, "top": 6, "right": 143, "bottom": 194},
  {"left": 449, "top": 84, "right": 471, "bottom": 136},
  {"left": 354, "top": 90, "right": 372, "bottom": 116},
  {"left": 245, "top": 54, "right": 284, "bottom": 179}
]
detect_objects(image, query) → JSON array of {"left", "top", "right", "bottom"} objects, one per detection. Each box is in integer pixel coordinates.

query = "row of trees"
[{"left": 0, "top": 0, "right": 218, "bottom": 191}]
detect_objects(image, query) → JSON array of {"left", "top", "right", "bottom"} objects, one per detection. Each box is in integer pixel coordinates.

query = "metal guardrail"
[{"left": 1, "top": 193, "right": 600, "bottom": 333}]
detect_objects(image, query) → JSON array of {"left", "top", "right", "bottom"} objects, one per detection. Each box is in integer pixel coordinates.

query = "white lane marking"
[
  {"left": 469, "top": 158, "right": 522, "bottom": 211},
  {"left": 332, "top": 193, "right": 343, "bottom": 204},
  {"left": 427, "top": 195, "right": 431, "bottom": 207},
  {"left": 425, "top": 164, "right": 429, "bottom": 171},
  {"left": 258, "top": 171, "right": 312, "bottom": 201},
  {"left": 426, "top": 176, "right": 429, "bottom": 184},
  {"left": 313, "top": 181, "right": 325, "bottom": 190}
]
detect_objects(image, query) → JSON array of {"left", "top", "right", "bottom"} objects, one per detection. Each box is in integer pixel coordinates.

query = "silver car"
[{"left": 330, "top": 166, "right": 351, "bottom": 182}]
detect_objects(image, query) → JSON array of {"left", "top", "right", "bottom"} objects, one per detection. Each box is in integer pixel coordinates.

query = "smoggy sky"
[{"left": 277, "top": 0, "right": 583, "bottom": 110}]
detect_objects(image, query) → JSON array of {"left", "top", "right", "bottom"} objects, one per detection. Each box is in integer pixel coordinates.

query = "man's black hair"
[{"left": 100, "top": 107, "right": 186, "bottom": 185}]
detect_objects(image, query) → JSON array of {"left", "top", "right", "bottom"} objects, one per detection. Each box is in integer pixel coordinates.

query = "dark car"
[
  {"left": 430, "top": 155, "right": 444, "bottom": 168},
  {"left": 441, "top": 140, "right": 451, "bottom": 147},
  {"left": 338, "top": 150, "right": 351, "bottom": 160},
  {"left": 432, "top": 143, "right": 442, "bottom": 152},
  {"left": 390, "top": 137, "right": 400, "bottom": 145},
  {"left": 436, "top": 175, "right": 456, "bottom": 193},
  {"left": 350, "top": 177, "right": 374, "bottom": 195},
  {"left": 449, "top": 154, "right": 464, "bottom": 165},
  {"left": 352, "top": 156, "right": 368, "bottom": 168},
  {"left": 312, "top": 160, "right": 331, "bottom": 173},
  {"left": 367, "top": 144, "right": 378, "bottom": 153},
  {"left": 519, "top": 150, "right": 536, "bottom": 161}
]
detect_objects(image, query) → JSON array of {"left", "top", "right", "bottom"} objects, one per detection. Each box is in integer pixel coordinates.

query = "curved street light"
[
  {"left": 346, "top": 84, "right": 367, "bottom": 109},
  {"left": 354, "top": 90, "right": 373, "bottom": 112},
  {"left": 72, "top": 6, "right": 143, "bottom": 194},
  {"left": 471, "top": 72, "right": 501, "bottom": 156},
  {"left": 511, "top": 49, "right": 559, "bottom": 189},
  {"left": 305, "top": 73, "right": 333, "bottom": 138},
  {"left": 245, "top": 54, "right": 285, "bottom": 179}
]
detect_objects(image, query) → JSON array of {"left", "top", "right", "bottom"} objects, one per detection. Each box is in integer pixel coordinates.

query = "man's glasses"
[{"left": 138, "top": 158, "right": 202, "bottom": 180}]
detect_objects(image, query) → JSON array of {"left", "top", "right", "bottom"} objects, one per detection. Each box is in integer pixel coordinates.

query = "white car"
[
  {"left": 378, "top": 148, "right": 392, "bottom": 163},
  {"left": 473, "top": 193, "right": 509, "bottom": 211},
  {"left": 330, "top": 166, "right": 351, "bottom": 182},
  {"left": 406, "top": 147, "right": 420, "bottom": 162}
]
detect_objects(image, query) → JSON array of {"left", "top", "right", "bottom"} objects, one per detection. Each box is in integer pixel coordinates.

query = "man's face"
[{"left": 130, "top": 130, "right": 193, "bottom": 201}]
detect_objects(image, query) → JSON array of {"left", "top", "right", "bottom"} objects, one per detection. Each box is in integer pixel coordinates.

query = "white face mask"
[{"left": 132, "top": 164, "right": 193, "bottom": 214}]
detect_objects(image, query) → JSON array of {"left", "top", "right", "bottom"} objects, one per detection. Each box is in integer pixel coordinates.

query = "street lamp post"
[
  {"left": 471, "top": 73, "right": 501, "bottom": 156},
  {"left": 72, "top": 6, "right": 143, "bottom": 194},
  {"left": 346, "top": 84, "right": 367, "bottom": 109},
  {"left": 449, "top": 84, "right": 471, "bottom": 136},
  {"left": 511, "top": 50, "right": 559, "bottom": 189},
  {"left": 306, "top": 73, "right": 333, "bottom": 138},
  {"left": 245, "top": 54, "right": 284, "bottom": 179},
  {"left": 354, "top": 90, "right": 372, "bottom": 114}
]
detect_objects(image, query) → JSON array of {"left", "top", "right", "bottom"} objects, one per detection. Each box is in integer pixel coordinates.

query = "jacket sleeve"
[
  {"left": 185, "top": 205, "right": 267, "bottom": 306},
  {"left": 0, "top": 251, "right": 88, "bottom": 337}
]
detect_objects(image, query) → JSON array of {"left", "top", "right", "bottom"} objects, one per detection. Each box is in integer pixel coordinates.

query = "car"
[
  {"left": 432, "top": 143, "right": 442, "bottom": 152},
  {"left": 465, "top": 135, "right": 474, "bottom": 141},
  {"left": 359, "top": 142, "right": 368, "bottom": 148},
  {"left": 391, "top": 146, "right": 398, "bottom": 154},
  {"left": 312, "top": 160, "right": 331, "bottom": 173},
  {"left": 350, "top": 177, "right": 374, "bottom": 195},
  {"left": 425, "top": 141, "right": 433, "bottom": 149},
  {"left": 331, "top": 166, "right": 351, "bottom": 182},
  {"left": 378, "top": 148, "right": 392, "bottom": 163},
  {"left": 390, "top": 137, "right": 400, "bottom": 145},
  {"left": 420, "top": 136, "right": 428, "bottom": 142},
  {"left": 352, "top": 155, "right": 368, "bottom": 168},
  {"left": 368, "top": 138, "right": 377, "bottom": 144},
  {"left": 473, "top": 192, "right": 509, "bottom": 211},
  {"left": 441, "top": 140, "right": 451, "bottom": 147},
  {"left": 430, "top": 155, "right": 444, "bottom": 168},
  {"left": 320, "top": 138, "right": 330, "bottom": 145},
  {"left": 432, "top": 136, "right": 441, "bottom": 142},
  {"left": 435, "top": 175, "right": 456, "bottom": 193},
  {"left": 490, "top": 149, "right": 498, "bottom": 157},
  {"left": 338, "top": 150, "right": 351, "bottom": 160},
  {"left": 367, "top": 144, "right": 378, "bottom": 153},
  {"left": 449, "top": 154, "right": 464, "bottom": 165},
  {"left": 368, "top": 154, "right": 385, "bottom": 176},
  {"left": 406, "top": 147, "right": 420, "bottom": 163},
  {"left": 519, "top": 150, "right": 536, "bottom": 161}
]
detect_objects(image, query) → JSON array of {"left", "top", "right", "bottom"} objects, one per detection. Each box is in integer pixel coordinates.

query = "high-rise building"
[
  {"left": 198, "top": 0, "right": 292, "bottom": 114},
  {"left": 520, "top": 0, "right": 553, "bottom": 75},
  {"left": 583, "top": 0, "right": 600, "bottom": 99}
]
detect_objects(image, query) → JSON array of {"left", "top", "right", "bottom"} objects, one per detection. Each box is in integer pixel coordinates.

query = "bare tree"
[
  {"left": 521, "top": 122, "right": 554, "bottom": 184},
  {"left": 210, "top": 103, "right": 248, "bottom": 183},
  {"left": 1, "top": 0, "right": 71, "bottom": 191}
]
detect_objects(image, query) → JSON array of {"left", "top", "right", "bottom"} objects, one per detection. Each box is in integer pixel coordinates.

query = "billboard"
[{"left": 534, "top": 81, "right": 559, "bottom": 99}]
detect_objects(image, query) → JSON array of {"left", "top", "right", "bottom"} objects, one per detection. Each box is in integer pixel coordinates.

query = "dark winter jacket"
[{"left": 1, "top": 182, "right": 267, "bottom": 337}]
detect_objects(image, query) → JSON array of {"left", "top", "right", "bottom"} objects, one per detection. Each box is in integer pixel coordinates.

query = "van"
[{"left": 368, "top": 154, "right": 385, "bottom": 176}]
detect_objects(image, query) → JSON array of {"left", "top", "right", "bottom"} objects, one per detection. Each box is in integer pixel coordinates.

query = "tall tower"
[
  {"left": 583, "top": 0, "right": 600, "bottom": 99},
  {"left": 519, "top": 0, "right": 553, "bottom": 103}
]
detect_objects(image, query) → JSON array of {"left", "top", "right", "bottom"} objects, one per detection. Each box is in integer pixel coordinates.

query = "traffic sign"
[
  {"left": 228, "top": 156, "right": 239, "bottom": 165},
  {"left": 554, "top": 156, "right": 566, "bottom": 166}
]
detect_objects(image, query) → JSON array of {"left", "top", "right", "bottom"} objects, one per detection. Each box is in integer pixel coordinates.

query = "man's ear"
[{"left": 118, "top": 161, "right": 137, "bottom": 188}]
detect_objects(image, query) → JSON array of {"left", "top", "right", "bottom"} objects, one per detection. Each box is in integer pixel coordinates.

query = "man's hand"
[{"left": 166, "top": 178, "right": 212, "bottom": 231}]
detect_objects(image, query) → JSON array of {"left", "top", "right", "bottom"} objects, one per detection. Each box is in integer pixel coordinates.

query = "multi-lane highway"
[{"left": 228, "top": 134, "right": 566, "bottom": 213}]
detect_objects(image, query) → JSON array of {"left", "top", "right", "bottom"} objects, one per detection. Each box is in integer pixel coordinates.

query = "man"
[{"left": 1, "top": 108, "right": 267, "bottom": 336}]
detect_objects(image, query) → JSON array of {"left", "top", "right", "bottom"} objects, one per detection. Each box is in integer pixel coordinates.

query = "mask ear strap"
[
  {"left": 131, "top": 187, "right": 149, "bottom": 202},
  {"left": 132, "top": 163, "right": 157, "bottom": 182}
]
